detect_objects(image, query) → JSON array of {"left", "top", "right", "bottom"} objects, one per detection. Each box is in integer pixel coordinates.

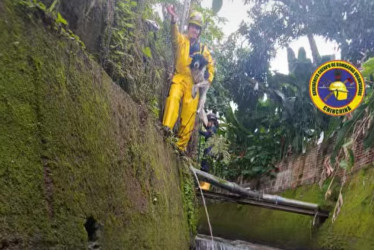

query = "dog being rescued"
[{"left": 162, "top": 6, "right": 215, "bottom": 152}]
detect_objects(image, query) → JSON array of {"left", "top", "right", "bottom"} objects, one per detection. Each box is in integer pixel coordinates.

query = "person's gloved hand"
[{"left": 166, "top": 5, "right": 177, "bottom": 23}]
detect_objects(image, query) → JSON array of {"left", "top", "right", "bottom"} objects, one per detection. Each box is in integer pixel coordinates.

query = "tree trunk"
[
  {"left": 307, "top": 33, "right": 320, "bottom": 65},
  {"left": 179, "top": 0, "right": 191, "bottom": 32}
]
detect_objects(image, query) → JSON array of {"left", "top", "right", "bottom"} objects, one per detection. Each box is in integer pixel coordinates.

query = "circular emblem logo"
[{"left": 309, "top": 60, "right": 365, "bottom": 116}]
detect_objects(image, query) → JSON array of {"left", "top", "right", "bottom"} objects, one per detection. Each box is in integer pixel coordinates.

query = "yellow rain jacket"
[{"left": 163, "top": 23, "right": 215, "bottom": 151}]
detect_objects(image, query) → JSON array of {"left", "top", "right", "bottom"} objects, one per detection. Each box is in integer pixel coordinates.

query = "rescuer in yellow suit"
[{"left": 163, "top": 6, "right": 215, "bottom": 152}]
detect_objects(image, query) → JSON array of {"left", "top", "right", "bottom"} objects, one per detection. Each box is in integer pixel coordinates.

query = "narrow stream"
[{"left": 195, "top": 234, "right": 283, "bottom": 250}]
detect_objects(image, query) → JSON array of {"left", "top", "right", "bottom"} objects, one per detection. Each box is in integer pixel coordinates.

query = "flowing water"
[{"left": 195, "top": 234, "right": 283, "bottom": 250}]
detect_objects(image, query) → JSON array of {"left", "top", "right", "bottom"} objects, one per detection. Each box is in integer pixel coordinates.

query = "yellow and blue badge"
[{"left": 309, "top": 60, "right": 365, "bottom": 116}]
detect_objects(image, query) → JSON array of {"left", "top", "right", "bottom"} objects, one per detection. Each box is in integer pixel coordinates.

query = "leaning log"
[
  {"left": 190, "top": 166, "right": 320, "bottom": 211},
  {"left": 198, "top": 190, "right": 329, "bottom": 219}
]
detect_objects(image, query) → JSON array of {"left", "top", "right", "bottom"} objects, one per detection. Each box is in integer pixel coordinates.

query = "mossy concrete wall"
[
  {"left": 39, "top": 0, "right": 115, "bottom": 58},
  {"left": 199, "top": 166, "right": 374, "bottom": 249},
  {"left": 0, "top": 1, "right": 191, "bottom": 249}
]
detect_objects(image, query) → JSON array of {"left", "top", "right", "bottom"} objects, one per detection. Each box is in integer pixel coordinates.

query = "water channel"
[{"left": 195, "top": 234, "right": 282, "bottom": 250}]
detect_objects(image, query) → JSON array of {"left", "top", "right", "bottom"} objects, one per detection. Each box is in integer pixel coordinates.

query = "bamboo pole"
[{"left": 190, "top": 166, "right": 320, "bottom": 211}]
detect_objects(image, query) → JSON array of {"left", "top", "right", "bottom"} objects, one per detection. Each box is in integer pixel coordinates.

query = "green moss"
[
  {"left": 0, "top": 1, "right": 191, "bottom": 249},
  {"left": 199, "top": 201, "right": 316, "bottom": 249},
  {"left": 180, "top": 165, "right": 198, "bottom": 236},
  {"left": 315, "top": 166, "right": 374, "bottom": 250},
  {"left": 199, "top": 167, "right": 374, "bottom": 249}
]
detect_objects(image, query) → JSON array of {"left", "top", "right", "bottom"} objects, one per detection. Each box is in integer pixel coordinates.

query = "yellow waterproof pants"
[{"left": 163, "top": 76, "right": 199, "bottom": 151}]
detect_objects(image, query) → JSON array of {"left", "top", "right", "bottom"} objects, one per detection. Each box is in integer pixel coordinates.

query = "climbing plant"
[{"left": 101, "top": 0, "right": 171, "bottom": 107}]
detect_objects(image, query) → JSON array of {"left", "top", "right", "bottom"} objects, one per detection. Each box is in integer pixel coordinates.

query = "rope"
[{"left": 190, "top": 165, "right": 215, "bottom": 249}]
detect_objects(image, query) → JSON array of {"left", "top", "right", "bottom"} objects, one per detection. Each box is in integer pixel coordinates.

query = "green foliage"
[
  {"left": 363, "top": 118, "right": 374, "bottom": 149},
  {"left": 100, "top": 0, "right": 177, "bottom": 114},
  {"left": 17, "top": 0, "right": 88, "bottom": 50},
  {"left": 362, "top": 57, "right": 374, "bottom": 81},
  {"left": 105, "top": 0, "right": 138, "bottom": 80},
  {"left": 201, "top": 133, "right": 231, "bottom": 178},
  {"left": 211, "top": 41, "right": 332, "bottom": 180},
  {"left": 19, "top": 0, "right": 68, "bottom": 27},
  {"left": 142, "top": 46, "right": 152, "bottom": 58},
  {"left": 18, "top": 0, "right": 47, "bottom": 11},
  {"left": 47, "top": 0, "right": 57, "bottom": 12},
  {"left": 329, "top": 56, "right": 374, "bottom": 163},
  {"left": 193, "top": 5, "right": 226, "bottom": 46},
  {"left": 337, "top": 140, "right": 355, "bottom": 171},
  {"left": 209, "top": 0, "right": 374, "bottom": 181},
  {"left": 242, "top": 0, "right": 374, "bottom": 63},
  {"left": 56, "top": 12, "right": 67, "bottom": 25},
  {"left": 206, "top": 134, "right": 231, "bottom": 165},
  {"left": 233, "top": 146, "right": 276, "bottom": 179}
]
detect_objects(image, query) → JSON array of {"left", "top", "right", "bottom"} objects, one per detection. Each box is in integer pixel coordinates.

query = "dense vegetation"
[
  {"left": 203, "top": 0, "right": 374, "bottom": 182},
  {"left": 53, "top": 0, "right": 373, "bottom": 183},
  {"left": 21, "top": 0, "right": 374, "bottom": 183}
]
